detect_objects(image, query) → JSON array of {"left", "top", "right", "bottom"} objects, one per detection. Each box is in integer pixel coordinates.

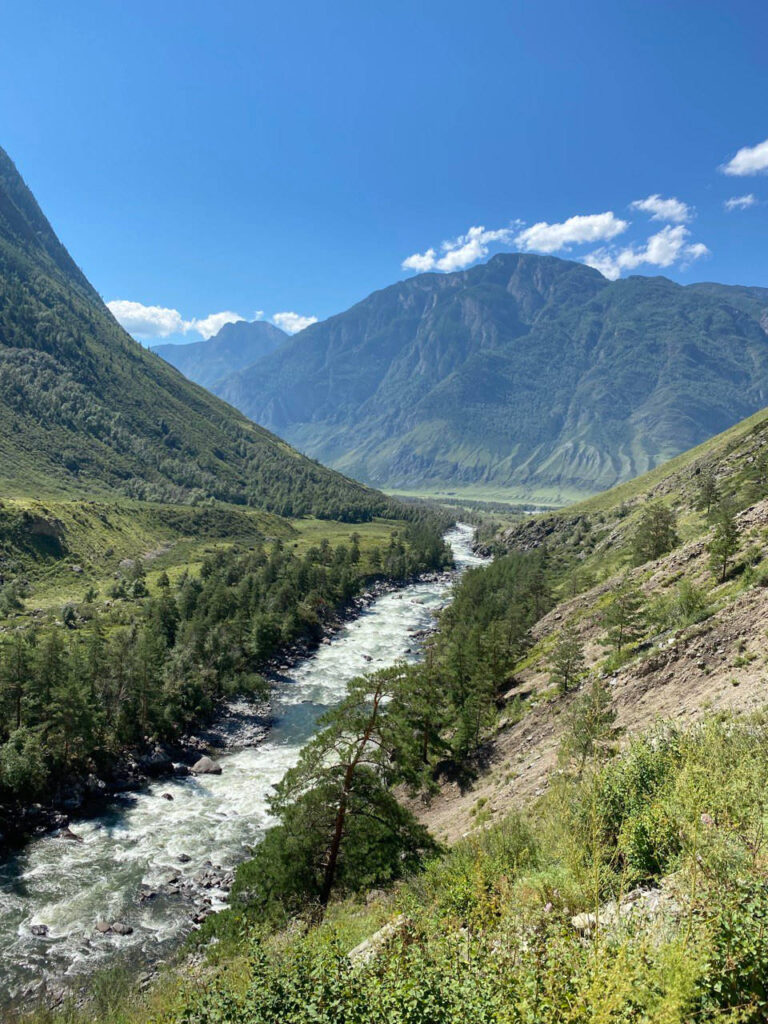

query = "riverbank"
[
  {"left": 0, "top": 526, "right": 483, "bottom": 1011},
  {"left": 0, "top": 565, "right": 454, "bottom": 855}
]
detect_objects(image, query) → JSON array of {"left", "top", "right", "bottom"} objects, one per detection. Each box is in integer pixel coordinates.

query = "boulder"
[
  {"left": 349, "top": 915, "right": 411, "bottom": 963},
  {"left": 85, "top": 774, "right": 107, "bottom": 794},
  {"left": 95, "top": 920, "right": 112, "bottom": 933},
  {"left": 30, "top": 924, "right": 49, "bottom": 937},
  {"left": 138, "top": 745, "right": 173, "bottom": 774},
  {"left": 111, "top": 921, "right": 133, "bottom": 936},
  {"left": 161, "top": 792, "right": 174, "bottom": 801},
  {"left": 191, "top": 756, "right": 222, "bottom": 775}
]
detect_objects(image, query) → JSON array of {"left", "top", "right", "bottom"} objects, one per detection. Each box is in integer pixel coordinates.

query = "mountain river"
[{"left": 0, "top": 524, "right": 486, "bottom": 1005}]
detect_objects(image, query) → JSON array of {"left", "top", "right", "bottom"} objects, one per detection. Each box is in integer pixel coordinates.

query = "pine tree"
[
  {"left": 631, "top": 502, "right": 679, "bottom": 565},
  {"left": 0, "top": 633, "right": 32, "bottom": 731},
  {"left": 708, "top": 502, "right": 739, "bottom": 583},
  {"left": 549, "top": 622, "right": 586, "bottom": 694},
  {"left": 558, "top": 675, "right": 617, "bottom": 771},
  {"left": 30, "top": 631, "right": 66, "bottom": 724},
  {"left": 601, "top": 580, "right": 646, "bottom": 653},
  {"left": 694, "top": 469, "right": 720, "bottom": 516},
  {"left": 266, "top": 667, "right": 434, "bottom": 915},
  {"left": 49, "top": 644, "right": 93, "bottom": 766}
]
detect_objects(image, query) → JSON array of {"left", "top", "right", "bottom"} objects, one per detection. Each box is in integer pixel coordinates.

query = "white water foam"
[{"left": 0, "top": 525, "right": 486, "bottom": 1002}]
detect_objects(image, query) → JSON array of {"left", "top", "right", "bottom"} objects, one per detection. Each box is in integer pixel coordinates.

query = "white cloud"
[
  {"left": 402, "top": 225, "right": 520, "bottom": 273},
  {"left": 724, "top": 193, "right": 757, "bottom": 211},
  {"left": 402, "top": 248, "right": 438, "bottom": 272},
  {"left": 191, "top": 311, "right": 246, "bottom": 339},
  {"left": 630, "top": 194, "right": 691, "bottom": 223},
  {"left": 721, "top": 138, "right": 768, "bottom": 176},
  {"left": 402, "top": 214, "right": 628, "bottom": 274},
  {"left": 515, "top": 212, "right": 628, "bottom": 253},
  {"left": 107, "top": 299, "right": 244, "bottom": 340},
  {"left": 107, "top": 300, "right": 186, "bottom": 338},
  {"left": 436, "top": 226, "right": 516, "bottom": 271},
  {"left": 272, "top": 311, "right": 318, "bottom": 334},
  {"left": 584, "top": 225, "right": 709, "bottom": 281}
]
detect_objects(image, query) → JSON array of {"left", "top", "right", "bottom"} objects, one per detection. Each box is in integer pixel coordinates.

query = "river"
[{"left": 0, "top": 523, "right": 486, "bottom": 1006}]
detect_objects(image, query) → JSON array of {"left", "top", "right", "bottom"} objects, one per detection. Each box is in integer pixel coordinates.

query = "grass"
[
  {"left": 290, "top": 516, "right": 403, "bottom": 555},
  {"left": 568, "top": 404, "right": 768, "bottom": 518},
  {"left": 21, "top": 712, "right": 768, "bottom": 1023},
  {"left": 0, "top": 496, "right": 415, "bottom": 633}
]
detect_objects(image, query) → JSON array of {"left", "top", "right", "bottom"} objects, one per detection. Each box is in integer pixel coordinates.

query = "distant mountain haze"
[
  {"left": 0, "top": 145, "right": 393, "bottom": 520},
  {"left": 213, "top": 253, "right": 768, "bottom": 500},
  {"left": 152, "top": 319, "right": 287, "bottom": 390}
]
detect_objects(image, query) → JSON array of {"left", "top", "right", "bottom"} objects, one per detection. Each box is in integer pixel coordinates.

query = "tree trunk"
[{"left": 318, "top": 686, "right": 383, "bottom": 912}]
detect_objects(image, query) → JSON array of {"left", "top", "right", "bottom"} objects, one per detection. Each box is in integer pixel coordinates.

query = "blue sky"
[{"left": 2, "top": 0, "right": 767, "bottom": 342}]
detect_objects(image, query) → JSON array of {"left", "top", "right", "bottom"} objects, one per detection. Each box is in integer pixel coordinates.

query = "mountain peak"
[
  {"left": 214, "top": 253, "right": 768, "bottom": 501},
  {"left": 0, "top": 147, "right": 393, "bottom": 521},
  {"left": 0, "top": 145, "right": 97, "bottom": 301},
  {"left": 153, "top": 319, "right": 287, "bottom": 389}
]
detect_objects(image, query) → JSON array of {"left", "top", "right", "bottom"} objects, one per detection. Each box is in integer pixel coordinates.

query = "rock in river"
[{"left": 191, "top": 755, "right": 222, "bottom": 775}]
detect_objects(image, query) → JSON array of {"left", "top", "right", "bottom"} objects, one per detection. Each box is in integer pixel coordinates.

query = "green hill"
[
  {"left": 37, "top": 394, "right": 768, "bottom": 1024},
  {"left": 215, "top": 253, "right": 768, "bottom": 502},
  {"left": 0, "top": 146, "right": 390, "bottom": 522}
]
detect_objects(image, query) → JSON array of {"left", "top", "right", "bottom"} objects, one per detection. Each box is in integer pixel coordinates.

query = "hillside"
[
  {"left": 0, "top": 146, "right": 390, "bottom": 522},
  {"left": 152, "top": 319, "right": 287, "bottom": 390},
  {"left": 39, "top": 399, "right": 768, "bottom": 1024},
  {"left": 215, "top": 253, "right": 768, "bottom": 502},
  {"left": 420, "top": 401, "right": 768, "bottom": 840}
]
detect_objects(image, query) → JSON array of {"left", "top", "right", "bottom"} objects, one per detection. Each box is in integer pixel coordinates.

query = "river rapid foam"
[{"left": 0, "top": 524, "right": 486, "bottom": 1005}]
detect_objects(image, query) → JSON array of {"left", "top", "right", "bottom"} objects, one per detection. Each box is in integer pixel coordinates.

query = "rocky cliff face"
[{"left": 215, "top": 254, "right": 768, "bottom": 499}]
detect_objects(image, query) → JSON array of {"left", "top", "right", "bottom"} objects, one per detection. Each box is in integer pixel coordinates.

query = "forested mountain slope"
[
  {"left": 51, "top": 400, "right": 768, "bottom": 1024},
  {"left": 152, "top": 319, "right": 287, "bottom": 390},
  {"left": 0, "top": 147, "right": 389, "bottom": 521},
  {"left": 216, "top": 253, "right": 768, "bottom": 501}
]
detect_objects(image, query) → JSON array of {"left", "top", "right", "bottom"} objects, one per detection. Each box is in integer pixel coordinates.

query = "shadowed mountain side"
[{"left": 216, "top": 254, "right": 768, "bottom": 500}]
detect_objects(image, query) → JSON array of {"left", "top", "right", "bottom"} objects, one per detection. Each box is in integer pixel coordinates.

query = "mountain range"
[
  {"left": 152, "top": 319, "right": 286, "bottom": 390},
  {"left": 0, "top": 145, "right": 390, "bottom": 521},
  {"left": 194, "top": 255, "right": 768, "bottom": 502}
]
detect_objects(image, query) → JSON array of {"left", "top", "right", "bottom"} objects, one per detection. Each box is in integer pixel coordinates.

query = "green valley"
[
  {"left": 22, "top": 375, "right": 768, "bottom": 1024},
  {"left": 212, "top": 254, "right": 768, "bottom": 501},
  {"left": 0, "top": 145, "right": 452, "bottom": 849}
]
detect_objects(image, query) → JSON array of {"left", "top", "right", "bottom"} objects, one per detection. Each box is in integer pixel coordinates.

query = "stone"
[
  {"left": 138, "top": 745, "right": 173, "bottom": 774},
  {"left": 191, "top": 755, "right": 222, "bottom": 775},
  {"left": 161, "top": 792, "right": 174, "bottom": 801},
  {"left": 177, "top": 853, "right": 192, "bottom": 863},
  {"left": 111, "top": 921, "right": 133, "bottom": 935},
  {"left": 85, "top": 774, "right": 107, "bottom": 794},
  {"left": 349, "top": 915, "right": 410, "bottom": 963},
  {"left": 30, "top": 924, "right": 49, "bottom": 937},
  {"left": 571, "top": 912, "right": 597, "bottom": 933},
  {"left": 95, "top": 920, "right": 112, "bottom": 933}
]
